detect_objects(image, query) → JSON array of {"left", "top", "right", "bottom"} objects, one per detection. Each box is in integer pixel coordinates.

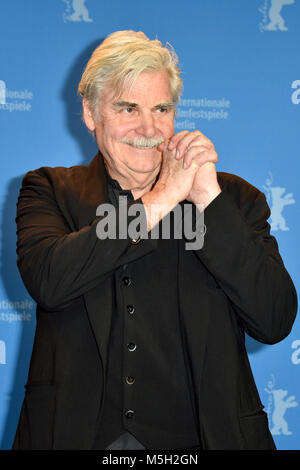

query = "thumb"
[{"left": 157, "top": 139, "right": 170, "bottom": 152}]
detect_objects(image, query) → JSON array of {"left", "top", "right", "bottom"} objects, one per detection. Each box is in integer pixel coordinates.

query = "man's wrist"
[
  {"left": 190, "top": 185, "right": 222, "bottom": 209},
  {"left": 141, "top": 185, "right": 179, "bottom": 232}
]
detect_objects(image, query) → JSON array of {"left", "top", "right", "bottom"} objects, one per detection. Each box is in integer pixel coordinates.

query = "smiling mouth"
[
  {"left": 131, "top": 144, "right": 158, "bottom": 149},
  {"left": 119, "top": 137, "right": 164, "bottom": 149}
]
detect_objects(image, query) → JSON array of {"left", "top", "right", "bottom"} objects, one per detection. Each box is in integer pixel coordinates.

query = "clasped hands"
[{"left": 158, "top": 130, "right": 221, "bottom": 209}]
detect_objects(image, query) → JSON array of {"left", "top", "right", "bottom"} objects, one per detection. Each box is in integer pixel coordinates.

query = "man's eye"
[
  {"left": 123, "top": 107, "right": 134, "bottom": 113},
  {"left": 156, "top": 106, "right": 171, "bottom": 114}
]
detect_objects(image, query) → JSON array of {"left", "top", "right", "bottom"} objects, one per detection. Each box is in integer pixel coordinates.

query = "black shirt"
[{"left": 93, "top": 166, "right": 201, "bottom": 450}]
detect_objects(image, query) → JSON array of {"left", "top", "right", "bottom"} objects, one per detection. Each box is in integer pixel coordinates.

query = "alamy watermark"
[{"left": 95, "top": 197, "right": 206, "bottom": 250}]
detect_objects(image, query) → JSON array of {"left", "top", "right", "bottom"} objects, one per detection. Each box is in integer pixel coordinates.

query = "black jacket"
[{"left": 13, "top": 153, "right": 297, "bottom": 449}]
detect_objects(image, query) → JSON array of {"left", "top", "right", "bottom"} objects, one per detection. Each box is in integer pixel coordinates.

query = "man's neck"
[{"left": 104, "top": 159, "right": 160, "bottom": 200}]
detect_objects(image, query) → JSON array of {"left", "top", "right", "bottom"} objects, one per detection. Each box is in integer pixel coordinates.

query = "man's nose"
[{"left": 136, "top": 111, "right": 156, "bottom": 138}]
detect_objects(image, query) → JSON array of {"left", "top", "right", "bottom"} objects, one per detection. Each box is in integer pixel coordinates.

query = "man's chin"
[{"left": 126, "top": 149, "right": 162, "bottom": 173}]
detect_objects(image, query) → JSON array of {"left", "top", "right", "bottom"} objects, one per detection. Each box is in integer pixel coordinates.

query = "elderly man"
[{"left": 13, "top": 30, "right": 297, "bottom": 450}]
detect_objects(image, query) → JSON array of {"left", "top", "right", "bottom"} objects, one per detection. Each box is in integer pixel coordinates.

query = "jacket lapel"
[
  {"left": 78, "top": 152, "right": 112, "bottom": 370},
  {"left": 78, "top": 152, "right": 108, "bottom": 228}
]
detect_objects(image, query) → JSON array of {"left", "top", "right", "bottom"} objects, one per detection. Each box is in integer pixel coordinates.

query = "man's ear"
[{"left": 82, "top": 98, "right": 96, "bottom": 132}]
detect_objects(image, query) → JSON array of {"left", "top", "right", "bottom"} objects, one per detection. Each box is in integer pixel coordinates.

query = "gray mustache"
[{"left": 119, "top": 136, "right": 164, "bottom": 149}]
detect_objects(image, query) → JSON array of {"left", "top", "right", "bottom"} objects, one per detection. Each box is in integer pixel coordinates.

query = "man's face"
[{"left": 84, "top": 70, "right": 175, "bottom": 178}]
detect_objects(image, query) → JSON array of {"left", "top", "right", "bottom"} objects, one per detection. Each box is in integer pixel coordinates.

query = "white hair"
[{"left": 78, "top": 30, "right": 183, "bottom": 120}]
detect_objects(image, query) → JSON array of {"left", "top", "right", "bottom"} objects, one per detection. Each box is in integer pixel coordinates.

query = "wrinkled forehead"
[{"left": 101, "top": 69, "right": 173, "bottom": 106}]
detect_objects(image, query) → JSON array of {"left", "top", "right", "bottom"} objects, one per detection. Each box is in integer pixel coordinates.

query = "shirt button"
[
  {"left": 127, "top": 305, "right": 135, "bottom": 314},
  {"left": 125, "top": 410, "right": 135, "bottom": 419},
  {"left": 126, "top": 376, "right": 135, "bottom": 385},
  {"left": 122, "top": 276, "right": 131, "bottom": 287},
  {"left": 127, "top": 342, "right": 136, "bottom": 352},
  {"left": 131, "top": 235, "right": 142, "bottom": 245}
]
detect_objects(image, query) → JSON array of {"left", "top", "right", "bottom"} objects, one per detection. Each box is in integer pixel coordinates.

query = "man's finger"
[
  {"left": 167, "top": 130, "right": 190, "bottom": 151},
  {"left": 172, "top": 131, "right": 211, "bottom": 159},
  {"left": 183, "top": 146, "right": 218, "bottom": 169}
]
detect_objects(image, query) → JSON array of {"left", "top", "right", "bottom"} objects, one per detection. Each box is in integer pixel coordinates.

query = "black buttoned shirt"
[{"left": 92, "top": 167, "right": 201, "bottom": 450}]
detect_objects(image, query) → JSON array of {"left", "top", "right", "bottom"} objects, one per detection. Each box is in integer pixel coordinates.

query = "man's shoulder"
[
  {"left": 217, "top": 171, "right": 263, "bottom": 198},
  {"left": 22, "top": 162, "right": 90, "bottom": 195},
  {"left": 25, "top": 162, "right": 89, "bottom": 181},
  {"left": 216, "top": 171, "right": 267, "bottom": 212}
]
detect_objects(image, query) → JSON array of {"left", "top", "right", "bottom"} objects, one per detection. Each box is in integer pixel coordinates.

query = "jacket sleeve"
[
  {"left": 16, "top": 168, "right": 156, "bottom": 311},
  {"left": 194, "top": 180, "right": 298, "bottom": 344}
]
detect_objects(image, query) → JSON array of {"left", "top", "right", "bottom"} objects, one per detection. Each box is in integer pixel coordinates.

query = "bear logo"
[
  {"left": 63, "top": 0, "right": 93, "bottom": 23},
  {"left": 263, "top": 0, "right": 295, "bottom": 31}
]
